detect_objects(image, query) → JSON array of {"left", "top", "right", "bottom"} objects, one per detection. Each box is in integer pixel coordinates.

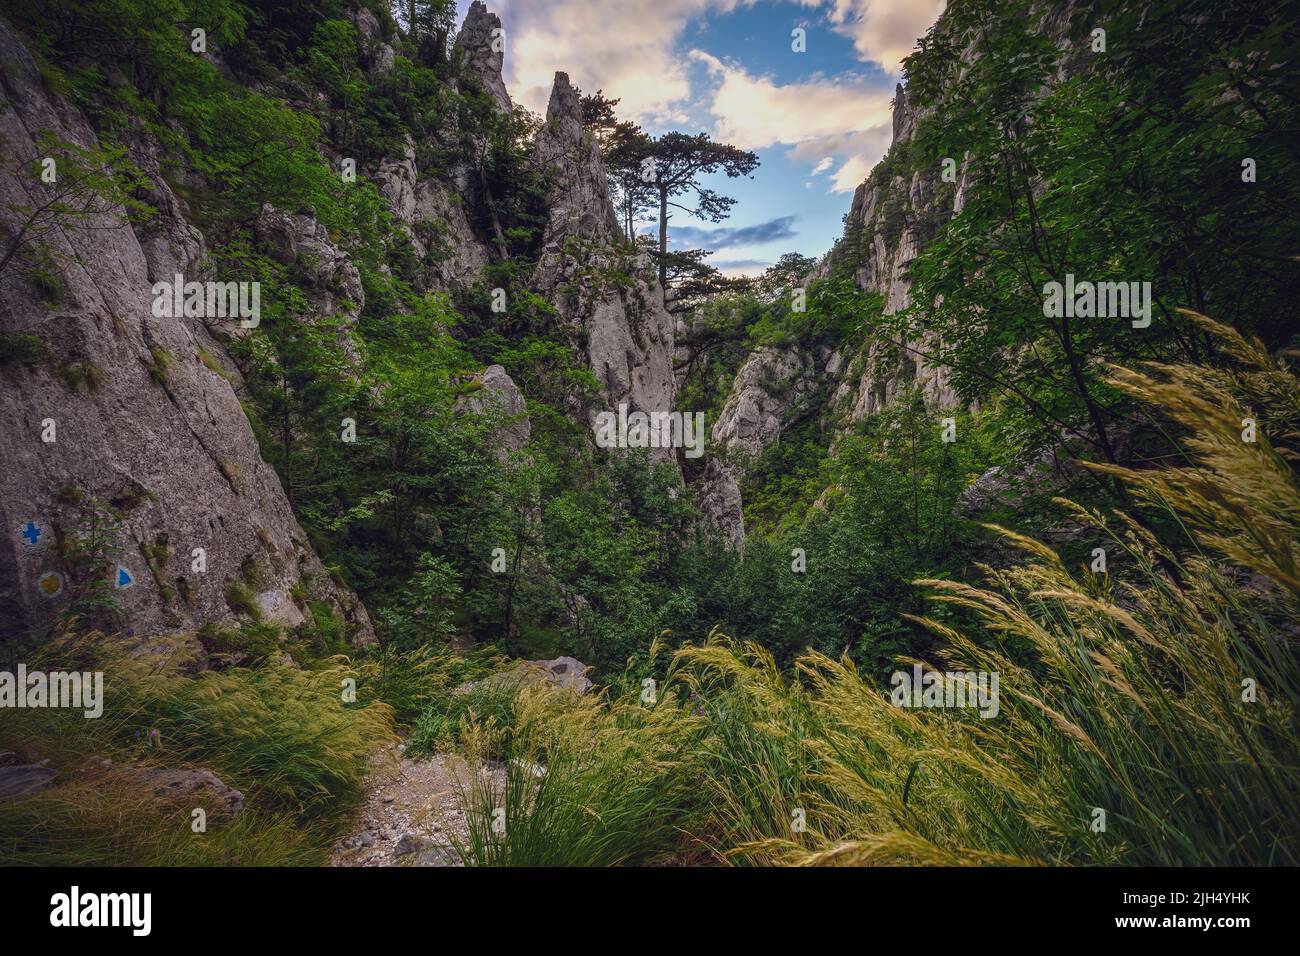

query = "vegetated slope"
[{"left": 1, "top": 0, "right": 1297, "bottom": 866}]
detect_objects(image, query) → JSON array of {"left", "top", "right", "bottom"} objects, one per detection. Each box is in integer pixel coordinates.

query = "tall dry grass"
[
  {"left": 0, "top": 629, "right": 396, "bottom": 864},
  {"left": 673, "top": 310, "right": 1299, "bottom": 865}
]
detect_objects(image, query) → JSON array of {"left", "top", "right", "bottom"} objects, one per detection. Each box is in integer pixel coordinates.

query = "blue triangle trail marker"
[{"left": 115, "top": 565, "right": 135, "bottom": 589}]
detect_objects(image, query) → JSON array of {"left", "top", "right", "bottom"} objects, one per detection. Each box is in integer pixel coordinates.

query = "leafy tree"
[
  {"left": 896, "top": 0, "right": 1300, "bottom": 480},
  {"left": 656, "top": 247, "right": 741, "bottom": 315},
  {"left": 376, "top": 553, "right": 462, "bottom": 650},
  {"left": 0, "top": 133, "right": 152, "bottom": 280},
  {"left": 754, "top": 252, "right": 817, "bottom": 301},
  {"left": 578, "top": 88, "right": 657, "bottom": 243}
]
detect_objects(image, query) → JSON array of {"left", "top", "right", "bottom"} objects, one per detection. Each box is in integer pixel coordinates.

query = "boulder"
[
  {"left": 457, "top": 656, "right": 594, "bottom": 697},
  {"left": 119, "top": 766, "right": 245, "bottom": 820},
  {"left": 454, "top": 365, "right": 531, "bottom": 458},
  {"left": 0, "top": 764, "right": 57, "bottom": 800}
]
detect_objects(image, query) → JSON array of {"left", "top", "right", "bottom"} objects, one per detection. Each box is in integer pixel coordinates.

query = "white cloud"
[
  {"left": 827, "top": 154, "right": 874, "bottom": 193},
  {"left": 690, "top": 50, "right": 893, "bottom": 151},
  {"left": 814, "top": 0, "right": 948, "bottom": 72},
  {"left": 713, "top": 259, "right": 772, "bottom": 278},
  {"left": 690, "top": 51, "right": 894, "bottom": 192},
  {"left": 484, "top": 0, "right": 944, "bottom": 200},
  {"left": 493, "top": 0, "right": 747, "bottom": 121}
]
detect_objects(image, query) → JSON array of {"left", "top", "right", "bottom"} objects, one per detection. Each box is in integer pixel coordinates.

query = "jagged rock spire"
[
  {"left": 535, "top": 71, "right": 623, "bottom": 244},
  {"left": 532, "top": 71, "right": 676, "bottom": 463},
  {"left": 453, "top": 1, "right": 511, "bottom": 113},
  {"left": 544, "top": 71, "right": 583, "bottom": 144}
]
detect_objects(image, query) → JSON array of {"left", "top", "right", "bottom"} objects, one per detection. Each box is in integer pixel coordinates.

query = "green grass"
[
  {"left": 0, "top": 631, "right": 396, "bottom": 864},
  {"left": 406, "top": 667, "right": 524, "bottom": 758},
  {"left": 447, "top": 680, "right": 706, "bottom": 867},
  {"left": 353, "top": 642, "right": 501, "bottom": 729},
  {"left": 431, "top": 314, "right": 1300, "bottom": 867}
]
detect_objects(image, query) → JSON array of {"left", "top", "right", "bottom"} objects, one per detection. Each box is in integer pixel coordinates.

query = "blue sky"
[{"left": 458, "top": 0, "right": 945, "bottom": 275}]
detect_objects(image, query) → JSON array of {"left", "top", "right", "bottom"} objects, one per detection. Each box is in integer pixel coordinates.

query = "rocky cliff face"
[
  {"left": 712, "top": 346, "right": 820, "bottom": 460},
  {"left": 0, "top": 19, "right": 373, "bottom": 646},
  {"left": 370, "top": 2, "right": 513, "bottom": 297},
  {"left": 815, "top": 81, "right": 959, "bottom": 420},
  {"left": 704, "top": 74, "right": 967, "bottom": 544},
  {"left": 0, "top": 0, "right": 681, "bottom": 646},
  {"left": 453, "top": 1, "right": 512, "bottom": 115},
  {"left": 532, "top": 72, "right": 677, "bottom": 461}
]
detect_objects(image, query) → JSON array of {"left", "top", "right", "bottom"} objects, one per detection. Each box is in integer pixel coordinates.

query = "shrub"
[
  {"left": 448, "top": 679, "right": 705, "bottom": 866},
  {"left": 0, "top": 330, "right": 47, "bottom": 365},
  {"left": 355, "top": 643, "right": 500, "bottom": 729},
  {"left": 406, "top": 668, "right": 524, "bottom": 758}
]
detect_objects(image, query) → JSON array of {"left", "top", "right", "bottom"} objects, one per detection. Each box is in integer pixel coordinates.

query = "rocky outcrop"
[
  {"left": 456, "top": 655, "right": 594, "bottom": 696},
  {"left": 533, "top": 72, "right": 676, "bottom": 459},
  {"left": 820, "top": 90, "right": 958, "bottom": 420},
  {"left": 255, "top": 205, "right": 364, "bottom": 319},
  {"left": 454, "top": 364, "right": 530, "bottom": 458},
  {"left": 0, "top": 764, "right": 57, "bottom": 799},
  {"left": 374, "top": 135, "right": 493, "bottom": 293},
  {"left": 712, "top": 346, "right": 818, "bottom": 459},
  {"left": 511, "top": 656, "right": 593, "bottom": 695},
  {"left": 352, "top": 7, "right": 395, "bottom": 76},
  {"left": 0, "top": 18, "right": 373, "bottom": 646},
  {"left": 118, "top": 765, "right": 245, "bottom": 819},
  {"left": 0, "top": 758, "right": 244, "bottom": 821},
  {"left": 453, "top": 1, "right": 511, "bottom": 114},
  {"left": 374, "top": 0, "right": 514, "bottom": 294},
  {"left": 706, "top": 68, "right": 965, "bottom": 529},
  {"left": 695, "top": 457, "right": 745, "bottom": 550},
  {"left": 254, "top": 204, "right": 366, "bottom": 368}
]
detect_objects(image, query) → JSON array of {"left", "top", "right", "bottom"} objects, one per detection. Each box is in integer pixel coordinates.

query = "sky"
[{"left": 454, "top": 0, "right": 946, "bottom": 276}]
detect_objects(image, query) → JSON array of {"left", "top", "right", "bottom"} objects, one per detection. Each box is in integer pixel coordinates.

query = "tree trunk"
[{"left": 657, "top": 184, "right": 668, "bottom": 288}]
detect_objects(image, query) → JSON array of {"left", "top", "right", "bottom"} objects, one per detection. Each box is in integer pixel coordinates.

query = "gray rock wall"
[
  {"left": 532, "top": 72, "right": 677, "bottom": 465},
  {"left": 0, "top": 18, "right": 373, "bottom": 646}
]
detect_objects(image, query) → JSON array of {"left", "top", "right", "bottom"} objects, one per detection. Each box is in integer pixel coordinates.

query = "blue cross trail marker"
[{"left": 20, "top": 521, "right": 43, "bottom": 546}]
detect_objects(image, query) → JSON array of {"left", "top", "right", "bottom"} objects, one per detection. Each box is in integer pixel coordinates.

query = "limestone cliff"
[
  {"left": 702, "top": 76, "right": 965, "bottom": 544},
  {"left": 0, "top": 19, "right": 373, "bottom": 646},
  {"left": 453, "top": 1, "right": 512, "bottom": 115},
  {"left": 532, "top": 72, "right": 677, "bottom": 460}
]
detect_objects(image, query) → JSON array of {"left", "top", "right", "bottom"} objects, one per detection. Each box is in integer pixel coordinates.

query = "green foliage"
[
  {"left": 224, "top": 580, "right": 261, "bottom": 620},
  {"left": 0, "top": 330, "right": 47, "bottom": 365},
  {"left": 198, "top": 619, "right": 282, "bottom": 666},
  {"left": 0, "top": 627, "right": 394, "bottom": 864},
  {"left": 57, "top": 360, "right": 104, "bottom": 393},
  {"left": 51, "top": 494, "right": 125, "bottom": 631},
  {"left": 0, "top": 131, "right": 153, "bottom": 282},
  {"left": 895, "top": 0, "right": 1300, "bottom": 470},
  {"left": 375, "top": 553, "right": 462, "bottom": 650},
  {"left": 142, "top": 344, "right": 174, "bottom": 384}
]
